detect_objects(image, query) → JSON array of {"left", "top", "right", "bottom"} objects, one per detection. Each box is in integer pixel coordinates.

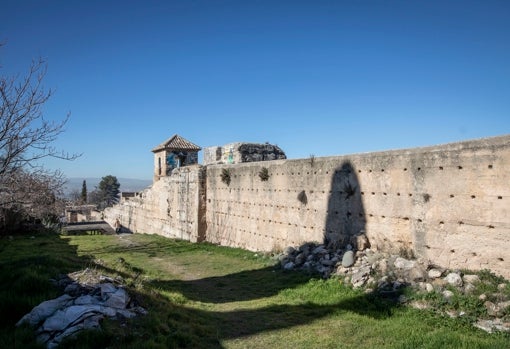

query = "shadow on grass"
[
  {"left": 0, "top": 233, "right": 400, "bottom": 349},
  {"left": 143, "top": 265, "right": 397, "bottom": 346},
  {"left": 148, "top": 266, "right": 314, "bottom": 303}
]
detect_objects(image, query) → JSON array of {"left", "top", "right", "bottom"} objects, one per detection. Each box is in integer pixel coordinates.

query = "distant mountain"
[{"left": 64, "top": 177, "right": 152, "bottom": 196}]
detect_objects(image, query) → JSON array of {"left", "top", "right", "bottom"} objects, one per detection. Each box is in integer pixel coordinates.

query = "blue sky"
[{"left": 1, "top": 0, "right": 509, "bottom": 180}]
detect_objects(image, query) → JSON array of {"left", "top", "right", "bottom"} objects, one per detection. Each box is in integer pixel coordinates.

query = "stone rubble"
[
  {"left": 16, "top": 268, "right": 146, "bottom": 349},
  {"left": 276, "top": 233, "right": 510, "bottom": 334}
]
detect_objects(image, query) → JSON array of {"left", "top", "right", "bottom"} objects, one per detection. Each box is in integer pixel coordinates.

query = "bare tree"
[
  {"left": 0, "top": 47, "right": 80, "bottom": 231},
  {"left": 0, "top": 57, "right": 79, "bottom": 179}
]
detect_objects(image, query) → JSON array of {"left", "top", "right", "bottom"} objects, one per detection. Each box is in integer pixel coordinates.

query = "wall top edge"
[{"left": 205, "top": 134, "right": 510, "bottom": 168}]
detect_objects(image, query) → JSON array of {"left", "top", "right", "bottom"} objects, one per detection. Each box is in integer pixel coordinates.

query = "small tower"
[{"left": 152, "top": 134, "right": 201, "bottom": 182}]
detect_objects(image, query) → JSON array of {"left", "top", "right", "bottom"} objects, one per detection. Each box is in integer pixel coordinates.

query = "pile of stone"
[
  {"left": 16, "top": 268, "right": 147, "bottom": 349},
  {"left": 276, "top": 234, "right": 510, "bottom": 334}
]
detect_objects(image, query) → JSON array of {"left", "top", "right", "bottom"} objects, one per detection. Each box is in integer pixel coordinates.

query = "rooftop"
[{"left": 151, "top": 134, "right": 201, "bottom": 153}]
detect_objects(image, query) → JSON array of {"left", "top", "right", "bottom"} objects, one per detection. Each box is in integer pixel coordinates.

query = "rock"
[
  {"left": 442, "top": 290, "right": 455, "bottom": 301},
  {"left": 496, "top": 301, "right": 510, "bottom": 314},
  {"left": 497, "top": 283, "right": 507, "bottom": 291},
  {"left": 425, "top": 283, "right": 435, "bottom": 293},
  {"left": 283, "top": 262, "right": 295, "bottom": 271},
  {"left": 394, "top": 257, "right": 416, "bottom": 270},
  {"left": 351, "top": 265, "right": 371, "bottom": 288},
  {"left": 408, "top": 265, "right": 426, "bottom": 282},
  {"left": 312, "top": 245, "right": 327, "bottom": 255},
  {"left": 410, "top": 300, "right": 430, "bottom": 310},
  {"left": 294, "top": 253, "right": 306, "bottom": 266},
  {"left": 462, "top": 274, "right": 480, "bottom": 284},
  {"left": 444, "top": 272, "right": 463, "bottom": 287},
  {"left": 474, "top": 319, "right": 510, "bottom": 333},
  {"left": 464, "top": 283, "right": 476, "bottom": 295},
  {"left": 283, "top": 246, "right": 295, "bottom": 255},
  {"left": 351, "top": 233, "right": 370, "bottom": 251},
  {"left": 342, "top": 251, "right": 355, "bottom": 267},
  {"left": 484, "top": 301, "right": 499, "bottom": 317},
  {"left": 428, "top": 268, "right": 443, "bottom": 279},
  {"left": 377, "top": 259, "right": 389, "bottom": 274},
  {"left": 479, "top": 294, "right": 487, "bottom": 301}
]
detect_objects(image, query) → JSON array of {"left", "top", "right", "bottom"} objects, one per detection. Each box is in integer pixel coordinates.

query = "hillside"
[{"left": 64, "top": 177, "right": 152, "bottom": 196}]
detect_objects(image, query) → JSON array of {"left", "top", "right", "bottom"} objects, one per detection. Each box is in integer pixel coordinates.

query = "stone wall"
[
  {"left": 104, "top": 165, "right": 205, "bottom": 242},
  {"left": 206, "top": 135, "right": 510, "bottom": 278},
  {"left": 106, "top": 135, "right": 510, "bottom": 278}
]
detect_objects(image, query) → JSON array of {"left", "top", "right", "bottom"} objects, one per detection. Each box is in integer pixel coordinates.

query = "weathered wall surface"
[
  {"left": 106, "top": 135, "right": 510, "bottom": 278},
  {"left": 104, "top": 165, "right": 205, "bottom": 242},
  {"left": 206, "top": 135, "right": 509, "bottom": 278}
]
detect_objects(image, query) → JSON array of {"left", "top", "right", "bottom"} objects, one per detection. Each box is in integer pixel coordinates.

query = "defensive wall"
[{"left": 105, "top": 135, "right": 510, "bottom": 278}]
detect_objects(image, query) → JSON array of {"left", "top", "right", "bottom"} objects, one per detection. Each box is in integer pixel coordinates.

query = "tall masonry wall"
[
  {"left": 104, "top": 165, "right": 206, "bottom": 242},
  {"left": 107, "top": 135, "right": 510, "bottom": 278}
]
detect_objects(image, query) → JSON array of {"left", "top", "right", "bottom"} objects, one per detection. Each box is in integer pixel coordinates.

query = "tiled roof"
[{"left": 151, "top": 134, "right": 201, "bottom": 153}]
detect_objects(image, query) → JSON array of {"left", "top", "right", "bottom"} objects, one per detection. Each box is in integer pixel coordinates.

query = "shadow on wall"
[{"left": 324, "top": 161, "right": 366, "bottom": 249}]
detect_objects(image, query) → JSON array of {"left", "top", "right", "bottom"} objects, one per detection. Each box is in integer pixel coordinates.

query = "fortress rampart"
[{"left": 105, "top": 135, "right": 510, "bottom": 278}]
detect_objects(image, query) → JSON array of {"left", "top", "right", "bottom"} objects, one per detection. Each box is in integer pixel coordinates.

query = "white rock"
[
  {"left": 428, "top": 268, "right": 443, "bottom": 279},
  {"left": 442, "top": 290, "right": 454, "bottom": 300},
  {"left": 462, "top": 274, "right": 480, "bottom": 284},
  {"left": 394, "top": 257, "right": 416, "bottom": 270},
  {"left": 444, "top": 272, "right": 463, "bottom": 287},
  {"left": 342, "top": 251, "right": 355, "bottom": 267}
]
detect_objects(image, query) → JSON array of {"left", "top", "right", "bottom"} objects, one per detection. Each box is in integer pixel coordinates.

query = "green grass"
[{"left": 0, "top": 232, "right": 509, "bottom": 348}]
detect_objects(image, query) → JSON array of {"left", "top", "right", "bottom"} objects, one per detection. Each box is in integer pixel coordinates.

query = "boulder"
[{"left": 342, "top": 251, "right": 355, "bottom": 268}]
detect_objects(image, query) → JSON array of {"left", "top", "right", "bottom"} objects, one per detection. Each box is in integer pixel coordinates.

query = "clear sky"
[{"left": 1, "top": 0, "right": 509, "bottom": 180}]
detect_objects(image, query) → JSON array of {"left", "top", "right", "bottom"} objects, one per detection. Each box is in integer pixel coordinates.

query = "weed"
[
  {"left": 297, "top": 190, "right": 308, "bottom": 205},
  {"left": 258, "top": 167, "right": 270, "bottom": 181},
  {"left": 220, "top": 168, "right": 231, "bottom": 185}
]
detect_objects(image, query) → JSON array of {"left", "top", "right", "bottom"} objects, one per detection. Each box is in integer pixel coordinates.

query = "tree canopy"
[{"left": 96, "top": 175, "right": 120, "bottom": 209}]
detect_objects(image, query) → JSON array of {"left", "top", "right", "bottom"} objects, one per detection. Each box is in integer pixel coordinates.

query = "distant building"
[
  {"left": 65, "top": 204, "right": 100, "bottom": 223},
  {"left": 152, "top": 134, "right": 201, "bottom": 182}
]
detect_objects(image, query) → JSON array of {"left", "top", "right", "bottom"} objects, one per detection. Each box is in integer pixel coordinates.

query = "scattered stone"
[
  {"left": 351, "top": 233, "right": 370, "bottom": 251},
  {"left": 342, "top": 251, "right": 355, "bottom": 268},
  {"left": 464, "top": 283, "right": 476, "bottom": 295},
  {"left": 463, "top": 274, "right": 481, "bottom": 284},
  {"left": 275, "top": 240, "right": 510, "bottom": 333},
  {"left": 444, "top": 272, "right": 463, "bottom": 287},
  {"left": 474, "top": 319, "right": 510, "bottom": 333},
  {"left": 428, "top": 268, "right": 443, "bottom": 279},
  {"left": 394, "top": 257, "right": 416, "bottom": 270},
  {"left": 283, "top": 246, "right": 295, "bottom": 255},
  {"left": 484, "top": 301, "right": 500, "bottom": 317},
  {"left": 442, "top": 290, "right": 455, "bottom": 301},
  {"left": 283, "top": 262, "right": 295, "bottom": 271},
  {"left": 410, "top": 300, "right": 430, "bottom": 310}
]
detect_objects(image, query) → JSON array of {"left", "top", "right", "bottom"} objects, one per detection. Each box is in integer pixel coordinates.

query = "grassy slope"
[{"left": 0, "top": 232, "right": 508, "bottom": 349}]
